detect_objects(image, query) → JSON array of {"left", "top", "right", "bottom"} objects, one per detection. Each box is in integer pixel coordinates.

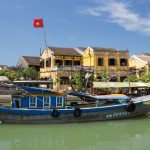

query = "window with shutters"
[
  {"left": 120, "top": 59, "right": 127, "bottom": 66},
  {"left": 73, "top": 60, "right": 80, "bottom": 66},
  {"left": 55, "top": 60, "right": 63, "bottom": 66},
  {"left": 108, "top": 58, "right": 116, "bottom": 66},
  {"left": 40, "top": 60, "right": 44, "bottom": 68},
  {"left": 46, "top": 58, "right": 51, "bottom": 67},
  {"left": 98, "top": 58, "right": 103, "bottom": 66},
  {"left": 65, "top": 60, "right": 72, "bottom": 66}
]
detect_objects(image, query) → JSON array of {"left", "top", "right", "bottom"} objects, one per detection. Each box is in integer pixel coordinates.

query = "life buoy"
[
  {"left": 126, "top": 101, "right": 136, "bottom": 112},
  {"left": 51, "top": 109, "right": 60, "bottom": 117},
  {"left": 73, "top": 108, "right": 81, "bottom": 117}
]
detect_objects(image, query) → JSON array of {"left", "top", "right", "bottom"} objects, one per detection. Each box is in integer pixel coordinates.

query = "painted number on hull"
[{"left": 106, "top": 112, "right": 131, "bottom": 118}]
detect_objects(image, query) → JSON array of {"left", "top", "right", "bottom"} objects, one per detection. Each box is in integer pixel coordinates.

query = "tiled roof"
[
  {"left": 23, "top": 56, "right": 40, "bottom": 66},
  {"left": 48, "top": 46, "right": 82, "bottom": 56},
  {"left": 137, "top": 56, "right": 150, "bottom": 62},
  {"left": 118, "top": 50, "right": 129, "bottom": 52},
  {"left": 91, "top": 47, "right": 118, "bottom": 52},
  {"left": 0, "top": 65, "right": 8, "bottom": 69},
  {"left": 137, "top": 53, "right": 150, "bottom": 57},
  {"left": 7, "top": 66, "right": 18, "bottom": 71},
  {"left": 136, "top": 53, "right": 150, "bottom": 62},
  {"left": 0, "top": 65, "right": 8, "bottom": 68}
]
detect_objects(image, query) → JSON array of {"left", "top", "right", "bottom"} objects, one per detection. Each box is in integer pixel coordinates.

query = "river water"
[{"left": 0, "top": 116, "right": 150, "bottom": 150}]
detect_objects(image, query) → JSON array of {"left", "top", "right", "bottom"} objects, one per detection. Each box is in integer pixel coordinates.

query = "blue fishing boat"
[{"left": 0, "top": 86, "right": 150, "bottom": 124}]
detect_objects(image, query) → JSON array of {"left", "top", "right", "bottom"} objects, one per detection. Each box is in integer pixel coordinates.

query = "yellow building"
[
  {"left": 83, "top": 47, "right": 129, "bottom": 82},
  {"left": 40, "top": 46, "right": 83, "bottom": 89},
  {"left": 129, "top": 53, "right": 150, "bottom": 73},
  {"left": 40, "top": 46, "right": 129, "bottom": 90}
]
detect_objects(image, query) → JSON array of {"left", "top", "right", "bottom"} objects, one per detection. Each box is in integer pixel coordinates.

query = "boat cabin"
[{"left": 11, "top": 86, "right": 66, "bottom": 109}]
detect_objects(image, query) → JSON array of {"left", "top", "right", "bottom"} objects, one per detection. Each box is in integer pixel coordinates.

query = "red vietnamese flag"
[{"left": 33, "top": 18, "right": 44, "bottom": 28}]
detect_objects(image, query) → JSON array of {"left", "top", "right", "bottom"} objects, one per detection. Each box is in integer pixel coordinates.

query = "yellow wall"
[
  {"left": 40, "top": 48, "right": 53, "bottom": 78},
  {"left": 83, "top": 48, "right": 129, "bottom": 73},
  {"left": 83, "top": 47, "right": 94, "bottom": 67},
  {"left": 129, "top": 56, "right": 147, "bottom": 69}
]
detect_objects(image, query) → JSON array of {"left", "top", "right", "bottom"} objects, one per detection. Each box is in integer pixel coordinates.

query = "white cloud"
[
  {"left": 80, "top": 7, "right": 101, "bottom": 16},
  {"left": 80, "top": 0, "right": 150, "bottom": 35}
]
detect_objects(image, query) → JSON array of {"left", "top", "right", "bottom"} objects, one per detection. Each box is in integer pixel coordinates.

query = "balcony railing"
[{"left": 51, "top": 66, "right": 94, "bottom": 71}]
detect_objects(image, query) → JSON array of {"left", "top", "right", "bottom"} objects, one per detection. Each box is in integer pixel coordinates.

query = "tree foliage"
[
  {"left": 5, "top": 71, "right": 19, "bottom": 82},
  {"left": 0, "top": 70, "right": 7, "bottom": 76},
  {"left": 139, "top": 72, "right": 150, "bottom": 82},
  {"left": 21, "top": 67, "right": 40, "bottom": 80},
  {"left": 123, "top": 74, "right": 139, "bottom": 82},
  {"left": 0, "top": 67, "right": 39, "bottom": 82},
  {"left": 98, "top": 71, "right": 110, "bottom": 82},
  {"left": 71, "top": 67, "right": 94, "bottom": 92}
]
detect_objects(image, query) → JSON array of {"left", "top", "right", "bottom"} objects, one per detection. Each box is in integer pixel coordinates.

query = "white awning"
[
  {"left": 93, "top": 82, "right": 150, "bottom": 88},
  {"left": 0, "top": 76, "right": 10, "bottom": 82}
]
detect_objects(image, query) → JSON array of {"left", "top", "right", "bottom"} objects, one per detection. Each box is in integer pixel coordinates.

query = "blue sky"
[{"left": 0, "top": 0, "right": 150, "bottom": 66}]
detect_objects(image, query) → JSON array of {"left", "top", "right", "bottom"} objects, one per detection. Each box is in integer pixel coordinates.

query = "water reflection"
[{"left": 0, "top": 117, "right": 150, "bottom": 150}]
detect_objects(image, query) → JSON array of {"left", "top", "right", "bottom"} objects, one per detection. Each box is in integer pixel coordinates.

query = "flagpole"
[{"left": 44, "top": 30, "right": 48, "bottom": 48}]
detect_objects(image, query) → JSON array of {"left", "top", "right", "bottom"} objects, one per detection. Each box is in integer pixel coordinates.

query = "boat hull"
[{"left": 0, "top": 101, "right": 149, "bottom": 124}]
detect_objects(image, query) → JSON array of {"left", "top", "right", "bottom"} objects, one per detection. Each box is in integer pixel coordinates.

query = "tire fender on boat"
[
  {"left": 51, "top": 109, "right": 60, "bottom": 117},
  {"left": 73, "top": 108, "right": 81, "bottom": 117},
  {"left": 126, "top": 101, "right": 136, "bottom": 112}
]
